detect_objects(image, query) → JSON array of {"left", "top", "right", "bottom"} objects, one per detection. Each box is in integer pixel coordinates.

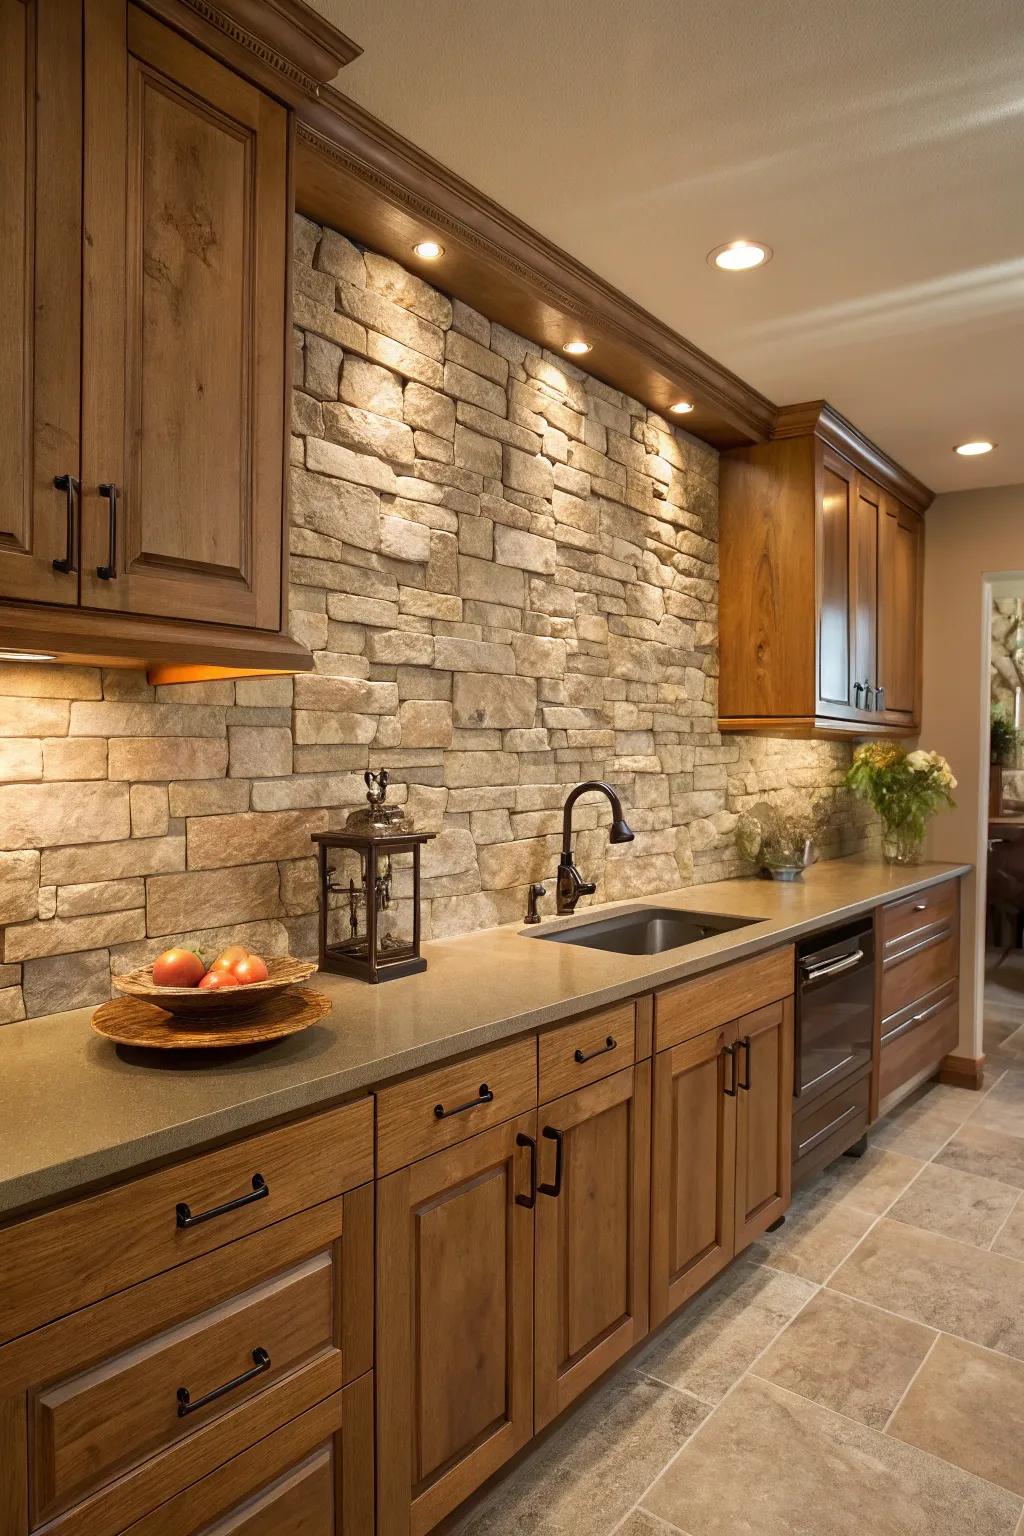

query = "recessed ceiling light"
[
  {"left": 0, "top": 649, "right": 56, "bottom": 662},
  {"left": 669, "top": 400, "right": 694, "bottom": 415},
  {"left": 954, "top": 440, "right": 995, "bottom": 456},
  {"left": 412, "top": 240, "right": 444, "bottom": 260},
  {"left": 562, "top": 340, "right": 591, "bottom": 355},
  {"left": 708, "top": 239, "right": 772, "bottom": 272}
]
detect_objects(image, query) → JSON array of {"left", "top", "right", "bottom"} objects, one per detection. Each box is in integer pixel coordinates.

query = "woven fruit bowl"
[{"left": 113, "top": 956, "right": 318, "bottom": 1018}]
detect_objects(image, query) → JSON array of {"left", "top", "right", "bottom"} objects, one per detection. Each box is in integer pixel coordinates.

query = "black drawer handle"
[
  {"left": 574, "top": 1034, "right": 617, "bottom": 1064},
  {"left": 96, "top": 482, "right": 118, "bottom": 579},
  {"left": 177, "top": 1347, "right": 270, "bottom": 1418},
  {"left": 737, "top": 1035, "right": 752, "bottom": 1091},
  {"left": 176, "top": 1172, "right": 268, "bottom": 1229},
  {"left": 434, "top": 1083, "right": 492, "bottom": 1119},
  {"left": 515, "top": 1131, "right": 537, "bottom": 1209},
  {"left": 52, "top": 474, "right": 78, "bottom": 573},
  {"left": 723, "top": 1041, "right": 738, "bottom": 1096},
  {"left": 538, "top": 1125, "right": 563, "bottom": 1198}
]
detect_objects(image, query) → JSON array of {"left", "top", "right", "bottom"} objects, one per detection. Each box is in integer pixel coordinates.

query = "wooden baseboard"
[{"left": 938, "top": 1052, "right": 986, "bottom": 1090}]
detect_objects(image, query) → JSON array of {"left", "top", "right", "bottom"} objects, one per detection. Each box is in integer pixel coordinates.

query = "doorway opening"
[{"left": 981, "top": 577, "right": 1024, "bottom": 1070}]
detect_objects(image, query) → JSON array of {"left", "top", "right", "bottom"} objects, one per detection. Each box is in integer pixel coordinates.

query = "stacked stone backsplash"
[{"left": 0, "top": 216, "right": 872, "bottom": 1024}]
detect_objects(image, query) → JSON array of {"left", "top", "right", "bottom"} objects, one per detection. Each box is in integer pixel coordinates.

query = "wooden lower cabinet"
[
  {"left": 733, "top": 999, "right": 793, "bottom": 1249},
  {"left": 651, "top": 997, "right": 794, "bottom": 1327},
  {"left": 376, "top": 1114, "right": 537, "bottom": 1536},
  {"left": 534, "top": 1063, "right": 651, "bottom": 1430}
]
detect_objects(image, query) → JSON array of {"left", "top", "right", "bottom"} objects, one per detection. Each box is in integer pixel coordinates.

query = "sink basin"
[{"left": 526, "top": 906, "right": 761, "bottom": 956}]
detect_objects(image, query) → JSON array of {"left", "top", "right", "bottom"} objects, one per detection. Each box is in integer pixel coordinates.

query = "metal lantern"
[{"left": 312, "top": 770, "right": 434, "bottom": 984}]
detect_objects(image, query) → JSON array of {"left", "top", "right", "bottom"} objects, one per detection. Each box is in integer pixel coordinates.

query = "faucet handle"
[
  {"left": 578, "top": 877, "right": 597, "bottom": 897},
  {"left": 524, "top": 882, "right": 547, "bottom": 925}
]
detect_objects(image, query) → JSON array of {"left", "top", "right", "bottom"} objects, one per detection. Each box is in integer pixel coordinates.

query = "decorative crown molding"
[
  {"left": 178, "top": 0, "right": 360, "bottom": 98},
  {"left": 774, "top": 401, "right": 933, "bottom": 513}
]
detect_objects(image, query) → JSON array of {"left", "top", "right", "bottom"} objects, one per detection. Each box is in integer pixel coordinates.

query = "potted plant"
[
  {"left": 845, "top": 744, "right": 956, "bottom": 865},
  {"left": 735, "top": 799, "right": 828, "bottom": 881},
  {"left": 991, "top": 705, "right": 1020, "bottom": 767}
]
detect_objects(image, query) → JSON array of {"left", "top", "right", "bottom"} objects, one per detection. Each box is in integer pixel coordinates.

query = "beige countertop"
[{"left": 0, "top": 854, "right": 970, "bottom": 1221}]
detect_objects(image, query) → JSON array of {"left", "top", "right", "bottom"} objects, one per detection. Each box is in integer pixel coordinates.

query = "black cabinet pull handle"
[
  {"left": 738, "top": 1035, "right": 752, "bottom": 1091},
  {"left": 434, "top": 1083, "right": 492, "bottom": 1120},
  {"left": 876, "top": 685, "right": 886, "bottom": 712},
  {"left": 574, "top": 1034, "right": 616, "bottom": 1064},
  {"left": 52, "top": 474, "right": 78, "bottom": 573},
  {"left": 177, "top": 1347, "right": 270, "bottom": 1418},
  {"left": 864, "top": 683, "right": 877, "bottom": 710},
  {"left": 538, "top": 1125, "right": 564, "bottom": 1198},
  {"left": 176, "top": 1172, "right": 268, "bottom": 1229},
  {"left": 853, "top": 681, "right": 864, "bottom": 707},
  {"left": 515, "top": 1131, "right": 537, "bottom": 1208},
  {"left": 96, "top": 482, "right": 118, "bottom": 579},
  {"left": 723, "top": 1041, "right": 738, "bottom": 1096}
]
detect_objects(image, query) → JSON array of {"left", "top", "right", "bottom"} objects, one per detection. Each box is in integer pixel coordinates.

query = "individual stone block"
[
  {"left": 303, "top": 332, "right": 342, "bottom": 400},
  {"left": 366, "top": 333, "right": 444, "bottom": 390},
  {"left": 147, "top": 864, "right": 282, "bottom": 938},
  {"left": 305, "top": 438, "right": 398, "bottom": 494},
  {"left": 511, "top": 634, "right": 567, "bottom": 678},
  {"left": 380, "top": 515, "right": 431, "bottom": 563},
  {"left": 293, "top": 711, "right": 377, "bottom": 746},
  {"left": 0, "top": 782, "right": 129, "bottom": 851},
  {"left": 40, "top": 836, "right": 185, "bottom": 885},
  {"left": 315, "top": 227, "right": 365, "bottom": 286},
  {"left": 250, "top": 772, "right": 365, "bottom": 811},
  {"left": 434, "top": 637, "right": 515, "bottom": 675},
  {"left": 0, "top": 663, "right": 100, "bottom": 699},
  {"left": 340, "top": 356, "right": 404, "bottom": 420},
  {"left": 339, "top": 282, "right": 445, "bottom": 362},
  {"left": 41, "top": 738, "right": 107, "bottom": 781},
  {"left": 0, "top": 851, "right": 40, "bottom": 923},
  {"left": 5, "top": 909, "right": 145, "bottom": 963},
  {"left": 399, "top": 700, "right": 454, "bottom": 748},
  {"left": 446, "top": 330, "right": 508, "bottom": 386},
  {"left": 69, "top": 702, "right": 226, "bottom": 737},
  {"left": 130, "top": 784, "right": 170, "bottom": 838},
  {"left": 443, "top": 362, "right": 506, "bottom": 415},
  {"left": 289, "top": 467, "right": 380, "bottom": 551},
  {"left": 56, "top": 878, "right": 146, "bottom": 917},
  {"left": 453, "top": 675, "right": 537, "bottom": 729},
  {"left": 454, "top": 424, "right": 502, "bottom": 477},
  {"left": 294, "top": 674, "right": 399, "bottom": 714},
  {"left": 365, "top": 631, "right": 435, "bottom": 666},
  {"left": 22, "top": 949, "right": 111, "bottom": 1017},
  {"left": 444, "top": 751, "right": 521, "bottom": 788},
  {"left": 169, "top": 779, "right": 250, "bottom": 818},
  {"left": 404, "top": 381, "right": 456, "bottom": 438},
  {"left": 107, "top": 737, "right": 228, "bottom": 781},
  {"left": 228, "top": 726, "right": 293, "bottom": 778},
  {"left": 293, "top": 212, "right": 320, "bottom": 264},
  {"left": 364, "top": 251, "right": 453, "bottom": 328},
  {"left": 186, "top": 810, "right": 326, "bottom": 871},
  {"left": 0, "top": 741, "right": 41, "bottom": 782},
  {"left": 457, "top": 554, "right": 525, "bottom": 607},
  {"left": 501, "top": 445, "right": 555, "bottom": 502},
  {"left": 322, "top": 402, "right": 415, "bottom": 464},
  {"left": 279, "top": 856, "right": 320, "bottom": 916},
  {"left": 398, "top": 589, "right": 462, "bottom": 621},
  {"left": 292, "top": 291, "right": 366, "bottom": 354},
  {"left": 0, "top": 697, "right": 70, "bottom": 737},
  {"left": 422, "top": 827, "right": 477, "bottom": 878},
  {"left": 450, "top": 299, "right": 490, "bottom": 346},
  {"left": 494, "top": 523, "right": 556, "bottom": 574}
]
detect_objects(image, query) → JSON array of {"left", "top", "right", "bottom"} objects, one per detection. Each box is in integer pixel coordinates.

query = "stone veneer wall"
[
  {"left": 992, "top": 597, "right": 1024, "bottom": 714},
  {"left": 0, "top": 217, "right": 872, "bottom": 1024}
]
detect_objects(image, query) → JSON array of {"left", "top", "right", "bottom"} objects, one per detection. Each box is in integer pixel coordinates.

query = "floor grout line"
[
  {"left": 988, "top": 1188, "right": 1023, "bottom": 1251},
  {"left": 880, "top": 1329, "right": 941, "bottom": 1433}
]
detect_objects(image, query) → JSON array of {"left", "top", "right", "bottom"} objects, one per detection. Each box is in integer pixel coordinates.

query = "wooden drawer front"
[
  {"left": 539, "top": 1001, "right": 635, "bottom": 1101},
  {"left": 881, "top": 878, "right": 959, "bottom": 958},
  {"left": 376, "top": 1036, "right": 537, "bottom": 1175},
  {"left": 881, "top": 928, "right": 957, "bottom": 1023},
  {"left": 655, "top": 946, "right": 794, "bottom": 1053},
  {"left": 793, "top": 1071, "right": 870, "bottom": 1189},
  {"left": 31, "top": 1252, "right": 334, "bottom": 1525},
  {"left": 879, "top": 985, "right": 959, "bottom": 1107},
  {"left": 0, "top": 1098, "right": 373, "bottom": 1348}
]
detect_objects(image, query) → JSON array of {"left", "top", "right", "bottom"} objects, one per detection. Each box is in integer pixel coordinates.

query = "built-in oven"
[{"left": 792, "top": 919, "right": 874, "bottom": 1184}]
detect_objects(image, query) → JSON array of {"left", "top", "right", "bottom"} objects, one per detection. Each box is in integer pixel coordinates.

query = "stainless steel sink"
[{"left": 526, "top": 906, "right": 761, "bottom": 956}]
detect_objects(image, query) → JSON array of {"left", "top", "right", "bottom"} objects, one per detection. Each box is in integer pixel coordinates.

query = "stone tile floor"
[{"left": 451, "top": 953, "right": 1024, "bottom": 1536}]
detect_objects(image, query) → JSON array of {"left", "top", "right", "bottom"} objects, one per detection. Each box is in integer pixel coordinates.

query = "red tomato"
[
  {"left": 152, "top": 948, "right": 206, "bottom": 988},
  {"left": 210, "top": 945, "right": 249, "bottom": 973},
  {"left": 198, "top": 969, "right": 239, "bottom": 990},
  {"left": 232, "top": 954, "right": 269, "bottom": 986}
]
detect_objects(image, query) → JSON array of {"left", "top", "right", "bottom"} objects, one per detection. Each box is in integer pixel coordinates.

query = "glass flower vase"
[{"left": 881, "top": 821, "right": 923, "bottom": 865}]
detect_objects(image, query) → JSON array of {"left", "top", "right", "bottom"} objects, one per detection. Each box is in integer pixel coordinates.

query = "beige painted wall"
[{"left": 920, "top": 482, "right": 1024, "bottom": 1059}]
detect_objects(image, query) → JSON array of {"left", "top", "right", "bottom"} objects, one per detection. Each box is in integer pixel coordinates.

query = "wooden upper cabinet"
[
  {"left": 376, "top": 1115, "right": 536, "bottom": 1536},
  {"left": 0, "top": 0, "right": 83, "bottom": 606},
  {"left": 534, "top": 1065, "right": 650, "bottom": 1430},
  {"left": 719, "top": 402, "right": 930, "bottom": 739},
  {"left": 80, "top": 2, "right": 287, "bottom": 628}
]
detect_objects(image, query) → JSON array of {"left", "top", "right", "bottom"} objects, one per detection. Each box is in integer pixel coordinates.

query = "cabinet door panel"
[
  {"left": 734, "top": 999, "right": 793, "bottom": 1249},
  {"left": 651, "top": 1026, "right": 736, "bottom": 1327},
  {"left": 817, "top": 459, "right": 854, "bottom": 711},
  {"left": 376, "top": 1115, "right": 535, "bottom": 1536},
  {"left": 81, "top": 2, "right": 286, "bottom": 628},
  {"left": 878, "top": 497, "right": 922, "bottom": 723},
  {"left": 534, "top": 1065, "right": 650, "bottom": 1429},
  {"left": 852, "top": 477, "right": 881, "bottom": 712},
  {"left": 0, "top": 0, "right": 82, "bottom": 605}
]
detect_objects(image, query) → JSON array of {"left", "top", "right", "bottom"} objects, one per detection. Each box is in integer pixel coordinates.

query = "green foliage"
[
  {"left": 991, "top": 705, "right": 1020, "bottom": 765},
  {"left": 845, "top": 744, "right": 956, "bottom": 842}
]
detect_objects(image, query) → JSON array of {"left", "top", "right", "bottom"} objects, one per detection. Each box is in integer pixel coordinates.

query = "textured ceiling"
[{"left": 312, "top": 0, "right": 1024, "bottom": 492}]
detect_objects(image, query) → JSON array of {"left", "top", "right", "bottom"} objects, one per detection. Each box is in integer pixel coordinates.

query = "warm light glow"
[
  {"left": 954, "top": 440, "right": 995, "bottom": 456},
  {"left": 669, "top": 400, "right": 694, "bottom": 415},
  {"left": 0, "top": 649, "right": 56, "bottom": 662},
  {"left": 562, "top": 340, "right": 592, "bottom": 355},
  {"left": 708, "top": 239, "right": 772, "bottom": 272},
  {"left": 412, "top": 240, "right": 444, "bottom": 260}
]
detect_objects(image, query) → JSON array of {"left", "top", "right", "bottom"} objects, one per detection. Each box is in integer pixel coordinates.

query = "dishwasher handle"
[{"left": 799, "top": 947, "right": 864, "bottom": 982}]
